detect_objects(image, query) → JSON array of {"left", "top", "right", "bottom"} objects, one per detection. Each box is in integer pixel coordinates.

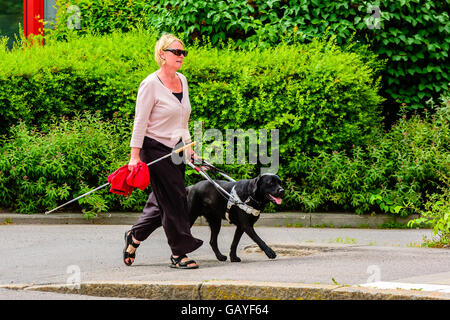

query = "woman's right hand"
[
  {"left": 128, "top": 147, "right": 141, "bottom": 171},
  {"left": 128, "top": 157, "right": 140, "bottom": 171}
]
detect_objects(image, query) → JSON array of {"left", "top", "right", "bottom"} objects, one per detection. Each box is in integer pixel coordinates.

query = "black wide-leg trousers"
[{"left": 130, "top": 137, "right": 203, "bottom": 256}]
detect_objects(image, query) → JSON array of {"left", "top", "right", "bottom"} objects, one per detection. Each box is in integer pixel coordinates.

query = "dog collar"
[{"left": 225, "top": 186, "right": 261, "bottom": 222}]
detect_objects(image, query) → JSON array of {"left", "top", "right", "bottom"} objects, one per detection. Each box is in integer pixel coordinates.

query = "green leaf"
[{"left": 393, "top": 206, "right": 403, "bottom": 214}]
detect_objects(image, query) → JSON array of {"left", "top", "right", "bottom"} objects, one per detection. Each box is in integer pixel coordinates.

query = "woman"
[{"left": 123, "top": 33, "right": 203, "bottom": 269}]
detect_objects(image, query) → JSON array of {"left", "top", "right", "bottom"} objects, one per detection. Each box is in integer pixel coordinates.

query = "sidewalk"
[{"left": 1, "top": 223, "right": 448, "bottom": 300}]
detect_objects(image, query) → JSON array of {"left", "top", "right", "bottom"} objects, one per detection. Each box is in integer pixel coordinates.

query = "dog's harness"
[
  {"left": 225, "top": 186, "right": 261, "bottom": 222},
  {"left": 187, "top": 160, "right": 262, "bottom": 223}
]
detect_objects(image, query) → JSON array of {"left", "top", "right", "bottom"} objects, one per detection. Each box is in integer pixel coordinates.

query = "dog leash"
[
  {"left": 194, "top": 158, "right": 236, "bottom": 183},
  {"left": 188, "top": 159, "right": 261, "bottom": 222},
  {"left": 187, "top": 161, "right": 235, "bottom": 200}
]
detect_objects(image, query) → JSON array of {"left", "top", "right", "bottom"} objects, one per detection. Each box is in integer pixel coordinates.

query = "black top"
[
  {"left": 157, "top": 75, "right": 183, "bottom": 102},
  {"left": 172, "top": 91, "right": 183, "bottom": 102}
]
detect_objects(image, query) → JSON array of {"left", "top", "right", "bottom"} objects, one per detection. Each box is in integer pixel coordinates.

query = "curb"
[
  {"left": 2, "top": 280, "right": 449, "bottom": 300},
  {"left": 0, "top": 212, "right": 420, "bottom": 228}
]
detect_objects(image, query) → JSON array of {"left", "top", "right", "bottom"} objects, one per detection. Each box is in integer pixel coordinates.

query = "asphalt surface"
[{"left": 1, "top": 224, "right": 449, "bottom": 300}]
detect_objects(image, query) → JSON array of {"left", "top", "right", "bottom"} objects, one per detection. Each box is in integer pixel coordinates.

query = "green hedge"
[
  {"left": 0, "top": 112, "right": 148, "bottom": 216},
  {"left": 50, "top": 0, "right": 450, "bottom": 113},
  {"left": 0, "top": 30, "right": 157, "bottom": 137},
  {"left": 407, "top": 95, "right": 449, "bottom": 246},
  {"left": 283, "top": 96, "right": 450, "bottom": 216},
  {"left": 0, "top": 29, "right": 383, "bottom": 155}
]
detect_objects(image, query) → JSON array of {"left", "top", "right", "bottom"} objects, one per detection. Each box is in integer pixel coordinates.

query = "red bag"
[
  {"left": 107, "top": 165, "right": 134, "bottom": 196},
  {"left": 126, "top": 161, "right": 150, "bottom": 190},
  {"left": 107, "top": 162, "right": 150, "bottom": 196}
]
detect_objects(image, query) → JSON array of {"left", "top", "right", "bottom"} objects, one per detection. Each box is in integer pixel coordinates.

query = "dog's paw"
[
  {"left": 216, "top": 254, "right": 227, "bottom": 262},
  {"left": 230, "top": 256, "right": 241, "bottom": 263},
  {"left": 265, "top": 248, "right": 277, "bottom": 259}
]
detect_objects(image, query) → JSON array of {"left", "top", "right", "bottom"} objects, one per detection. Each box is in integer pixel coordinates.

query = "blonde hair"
[{"left": 154, "top": 33, "right": 184, "bottom": 67}]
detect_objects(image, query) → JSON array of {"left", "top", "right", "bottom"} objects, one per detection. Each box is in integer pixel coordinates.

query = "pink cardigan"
[{"left": 130, "top": 71, "right": 192, "bottom": 149}]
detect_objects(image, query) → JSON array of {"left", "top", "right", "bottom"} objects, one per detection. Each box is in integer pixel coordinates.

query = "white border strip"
[{"left": 360, "top": 281, "right": 450, "bottom": 293}]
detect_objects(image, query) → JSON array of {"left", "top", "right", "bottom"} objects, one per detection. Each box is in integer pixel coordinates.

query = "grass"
[
  {"left": 0, "top": 218, "right": 13, "bottom": 225},
  {"left": 419, "top": 235, "right": 450, "bottom": 248},
  {"left": 329, "top": 237, "right": 357, "bottom": 245}
]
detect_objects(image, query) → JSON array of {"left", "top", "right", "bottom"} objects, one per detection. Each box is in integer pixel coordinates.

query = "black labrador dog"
[{"left": 186, "top": 173, "right": 284, "bottom": 262}]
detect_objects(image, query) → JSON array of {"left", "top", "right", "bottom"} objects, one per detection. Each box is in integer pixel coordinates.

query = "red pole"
[{"left": 23, "top": 0, "right": 45, "bottom": 45}]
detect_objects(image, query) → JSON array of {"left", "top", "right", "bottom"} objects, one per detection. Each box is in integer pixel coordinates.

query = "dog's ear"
[{"left": 249, "top": 175, "right": 261, "bottom": 194}]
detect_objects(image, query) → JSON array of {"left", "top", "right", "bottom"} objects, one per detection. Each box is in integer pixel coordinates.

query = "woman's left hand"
[
  {"left": 190, "top": 151, "right": 210, "bottom": 171},
  {"left": 190, "top": 151, "right": 199, "bottom": 163}
]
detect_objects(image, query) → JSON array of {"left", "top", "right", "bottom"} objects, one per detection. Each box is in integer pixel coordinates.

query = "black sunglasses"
[{"left": 163, "top": 49, "right": 188, "bottom": 57}]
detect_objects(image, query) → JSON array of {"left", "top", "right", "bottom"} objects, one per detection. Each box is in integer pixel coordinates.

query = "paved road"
[{"left": 1, "top": 225, "right": 449, "bottom": 299}]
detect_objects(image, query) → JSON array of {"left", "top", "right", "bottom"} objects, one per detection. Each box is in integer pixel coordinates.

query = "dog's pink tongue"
[{"left": 269, "top": 194, "right": 282, "bottom": 205}]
